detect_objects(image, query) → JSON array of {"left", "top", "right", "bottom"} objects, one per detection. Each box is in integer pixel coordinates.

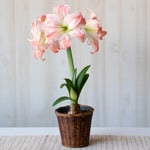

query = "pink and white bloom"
[
  {"left": 45, "top": 4, "right": 86, "bottom": 51},
  {"left": 30, "top": 16, "right": 49, "bottom": 60},
  {"left": 84, "top": 11, "right": 107, "bottom": 53},
  {"left": 29, "top": 4, "right": 107, "bottom": 60}
]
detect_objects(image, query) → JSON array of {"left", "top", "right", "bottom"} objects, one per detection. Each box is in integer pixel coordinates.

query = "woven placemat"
[{"left": 0, "top": 135, "right": 149, "bottom": 150}]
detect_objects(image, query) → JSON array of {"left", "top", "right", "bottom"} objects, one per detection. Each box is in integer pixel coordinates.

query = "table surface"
[{"left": 0, "top": 127, "right": 150, "bottom": 150}]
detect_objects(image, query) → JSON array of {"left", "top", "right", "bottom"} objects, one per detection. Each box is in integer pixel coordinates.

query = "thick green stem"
[
  {"left": 66, "top": 47, "right": 77, "bottom": 105},
  {"left": 66, "top": 47, "right": 75, "bottom": 80}
]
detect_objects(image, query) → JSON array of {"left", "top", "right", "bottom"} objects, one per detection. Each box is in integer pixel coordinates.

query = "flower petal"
[
  {"left": 49, "top": 40, "right": 60, "bottom": 53},
  {"left": 70, "top": 29, "right": 85, "bottom": 42},
  {"left": 84, "top": 11, "right": 107, "bottom": 53},
  {"left": 53, "top": 4, "right": 70, "bottom": 18},
  {"left": 90, "top": 39, "right": 99, "bottom": 54},
  {"left": 59, "top": 36, "right": 71, "bottom": 49},
  {"left": 64, "top": 13, "right": 86, "bottom": 30},
  {"left": 89, "top": 10, "right": 97, "bottom": 20},
  {"left": 34, "top": 49, "right": 45, "bottom": 60}
]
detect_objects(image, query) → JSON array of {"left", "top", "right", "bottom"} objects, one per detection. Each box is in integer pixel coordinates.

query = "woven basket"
[{"left": 55, "top": 105, "right": 94, "bottom": 148}]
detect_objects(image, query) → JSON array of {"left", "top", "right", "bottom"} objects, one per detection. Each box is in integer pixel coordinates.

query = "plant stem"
[
  {"left": 66, "top": 47, "right": 75, "bottom": 80},
  {"left": 66, "top": 47, "right": 77, "bottom": 105}
]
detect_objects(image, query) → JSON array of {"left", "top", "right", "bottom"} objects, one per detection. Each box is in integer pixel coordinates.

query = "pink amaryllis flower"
[
  {"left": 29, "top": 15, "right": 49, "bottom": 60},
  {"left": 84, "top": 11, "right": 107, "bottom": 53},
  {"left": 45, "top": 4, "right": 86, "bottom": 51}
]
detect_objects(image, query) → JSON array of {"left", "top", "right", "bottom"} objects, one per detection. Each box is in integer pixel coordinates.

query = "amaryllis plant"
[{"left": 29, "top": 4, "right": 106, "bottom": 113}]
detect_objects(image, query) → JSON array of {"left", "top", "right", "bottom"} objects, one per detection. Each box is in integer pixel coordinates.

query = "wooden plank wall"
[{"left": 0, "top": 0, "right": 149, "bottom": 127}]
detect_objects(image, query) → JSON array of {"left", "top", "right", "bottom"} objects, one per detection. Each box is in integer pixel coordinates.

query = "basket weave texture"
[{"left": 55, "top": 105, "right": 94, "bottom": 148}]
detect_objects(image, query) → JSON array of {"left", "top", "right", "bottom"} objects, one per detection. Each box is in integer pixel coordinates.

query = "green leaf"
[
  {"left": 52, "top": 96, "right": 74, "bottom": 106},
  {"left": 65, "top": 78, "right": 74, "bottom": 87},
  {"left": 60, "top": 78, "right": 75, "bottom": 95},
  {"left": 78, "top": 74, "right": 89, "bottom": 95},
  {"left": 76, "top": 65, "right": 90, "bottom": 91},
  {"left": 60, "top": 83, "right": 70, "bottom": 94},
  {"left": 60, "top": 83, "right": 66, "bottom": 88}
]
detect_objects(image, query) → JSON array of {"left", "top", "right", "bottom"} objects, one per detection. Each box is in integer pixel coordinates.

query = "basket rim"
[{"left": 55, "top": 105, "right": 94, "bottom": 117}]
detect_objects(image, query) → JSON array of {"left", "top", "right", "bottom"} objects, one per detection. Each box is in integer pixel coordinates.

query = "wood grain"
[{"left": 0, "top": 0, "right": 149, "bottom": 127}]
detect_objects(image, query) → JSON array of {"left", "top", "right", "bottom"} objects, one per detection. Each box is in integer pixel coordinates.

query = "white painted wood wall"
[{"left": 0, "top": 0, "right": 149, "bottom": 127}]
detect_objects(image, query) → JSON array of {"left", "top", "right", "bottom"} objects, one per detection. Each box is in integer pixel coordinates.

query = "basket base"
[{"left": 62, "top": 143, "right": 89, "bottom": 148}]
